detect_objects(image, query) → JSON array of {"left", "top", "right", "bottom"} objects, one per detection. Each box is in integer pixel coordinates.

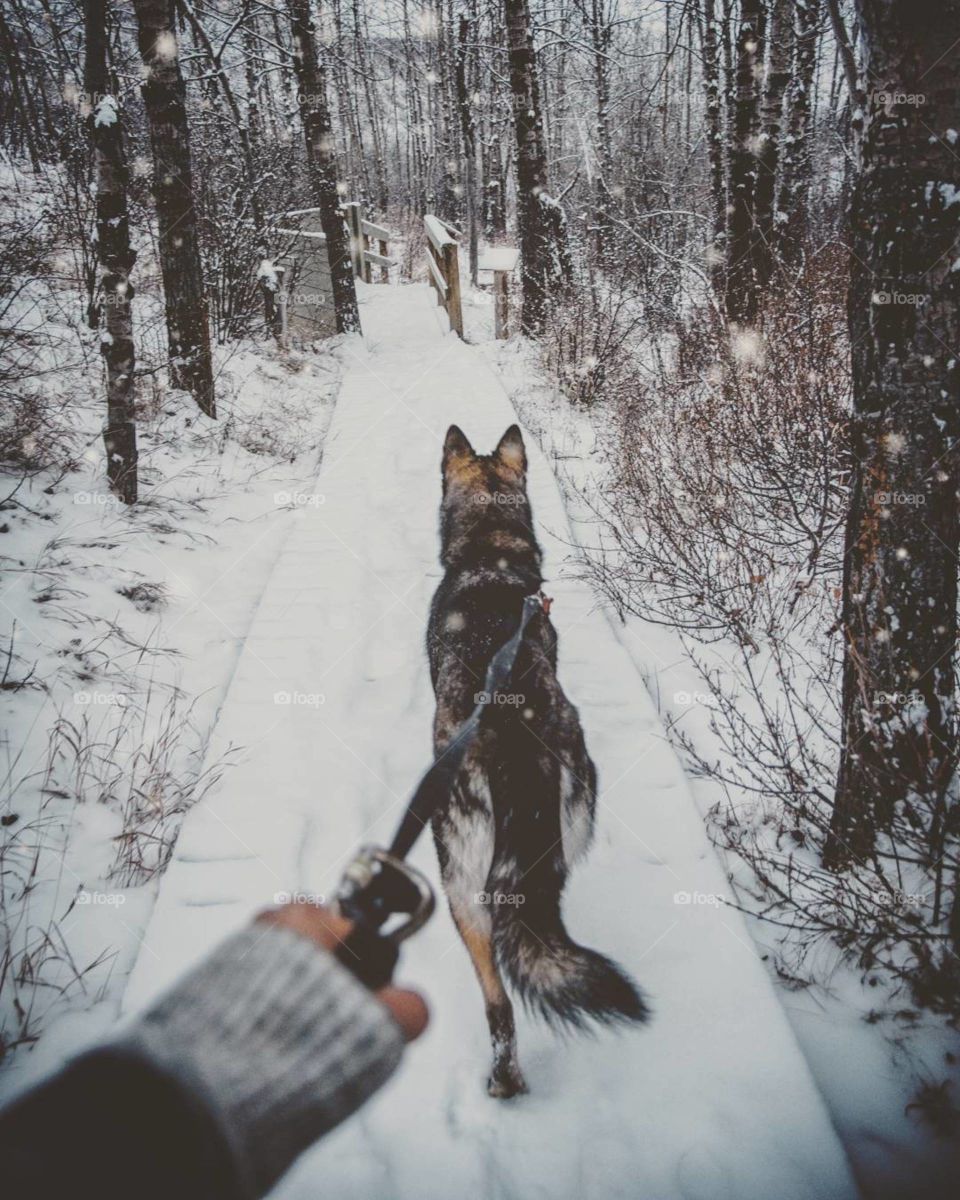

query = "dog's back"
[{"left": 427, "top": 424, "right": 647, "bottom": 1096}]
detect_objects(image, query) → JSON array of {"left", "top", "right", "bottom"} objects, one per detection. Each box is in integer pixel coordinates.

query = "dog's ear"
[
  {"left": 442, "top": 425, "right": 475, "bottom": 475},
  {"left": 493, "top": 425, "right": 526, "bottom": 475}
]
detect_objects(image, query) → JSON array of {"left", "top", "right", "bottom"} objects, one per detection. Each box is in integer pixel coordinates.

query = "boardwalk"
[{"left": 125, "top": 283, "right": 856, "bottom": 1200}]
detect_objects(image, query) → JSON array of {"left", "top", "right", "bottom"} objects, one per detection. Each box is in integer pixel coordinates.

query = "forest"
[{"left": 1, "top": 1, "right": 959, "bottom": 1197}]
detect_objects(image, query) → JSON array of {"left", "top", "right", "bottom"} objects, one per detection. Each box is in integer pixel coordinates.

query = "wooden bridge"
[{"left": 122, "top": 278, "right": 857, "bottom": 1200}]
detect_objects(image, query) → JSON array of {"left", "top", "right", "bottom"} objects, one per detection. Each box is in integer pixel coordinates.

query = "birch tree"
[
  {"left": 752, "top": 0, "right": 792, "bottom": 287},
  {"left": 702, "top": 0, "right": 728, "bottom": 281},
  {"left": 726, "top": 0, "right": 763, "bottom": 322}
]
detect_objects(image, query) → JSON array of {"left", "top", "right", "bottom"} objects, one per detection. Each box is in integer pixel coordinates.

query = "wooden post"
[
  {"left": 276, "top": 265, "right": 288, "bottom": 347},
  {"left": 493, "top": 271, "right": 509, "bottom": 339},
  {"left": 345, "top": 201, "right": 363, "bottom": 279},
  {"left": 478, "top": 246, "right": 520, "bottom": 340},
  {"left": 362, "top": 231, "right": 373, "bottom": 283},
  {"left": 379, "top": 238, "right": 389, "bottom": 283},
  {"left": 442, "top": 240, "right": 464, "bottom": 338}
]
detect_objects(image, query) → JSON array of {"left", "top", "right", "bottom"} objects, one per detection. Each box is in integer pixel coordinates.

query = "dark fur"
[{"left": 427, "top": 424, "right": 648, "bottom": 1097}]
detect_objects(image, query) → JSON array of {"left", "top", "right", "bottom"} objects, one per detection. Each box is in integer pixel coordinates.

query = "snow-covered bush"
[{"left": 571, "top": 254, "right": 960, "bottom": 1022}]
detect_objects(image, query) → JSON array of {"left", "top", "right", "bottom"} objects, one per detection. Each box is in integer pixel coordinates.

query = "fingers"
[
  {"left": 256, "top": 902, "right": 353, "bottom": 951},
  {"left": 255, "top": 903, "right": 429, "bottom": 1041},
  {"left": 376, "top": 986, "right": 429, "bottom": 1042}
]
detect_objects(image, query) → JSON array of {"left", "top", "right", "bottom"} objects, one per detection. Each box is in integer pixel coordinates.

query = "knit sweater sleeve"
[
  {"left": 0, "top": 923, "right": 407, "bottom": 1200},
  {"left": 117, "top": 923, "right": 407, "bottom": 1197}
]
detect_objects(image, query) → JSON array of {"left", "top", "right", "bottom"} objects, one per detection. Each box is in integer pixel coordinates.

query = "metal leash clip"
[{"left": 335, "top": 847, "right": 435, "bottom": 989}]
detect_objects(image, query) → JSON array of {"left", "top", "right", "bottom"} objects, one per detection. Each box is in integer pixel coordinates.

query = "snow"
[
  {"left": 478, "top": 246, "right": 521, "bottom": 273},
  {"left": 0, "top": 160, "right": 340, "bottom": 1094},
  {"left": 122, "top": 283, "right": 856, "bottom": 1200},
  {"left": 484, "top": 332, "right": 960, "bottom": 1200},
  {"left": 93, "top": 96, "right": 118, "bottom": 128}
]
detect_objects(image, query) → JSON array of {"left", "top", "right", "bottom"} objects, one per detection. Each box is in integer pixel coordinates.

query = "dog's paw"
[{"left": 487, "top": 1067, "right": 528, "bottom": 1099}]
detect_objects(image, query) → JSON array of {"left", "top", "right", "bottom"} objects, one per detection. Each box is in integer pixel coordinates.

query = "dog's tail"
[{"left": 487, "top": 739, "right": 650, "bottom": 1030}]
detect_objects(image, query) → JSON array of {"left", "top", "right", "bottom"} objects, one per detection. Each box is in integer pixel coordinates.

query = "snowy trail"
[{"left": 125, "top": 284, "right": 857, "bottom": 1200}]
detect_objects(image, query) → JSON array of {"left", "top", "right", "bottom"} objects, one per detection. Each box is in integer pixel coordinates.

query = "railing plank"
[
  {"left": 363, "top": 249, "right": 394, "bottom": 268},
  {"left": 424, "top": 213, "right": 455, "bottom": 252},
  {"left": 361, "top": 218, "right": 391, "bottom": 241},
  {"left": 425, "top": 247, "right": 448, "bottom": 296}
]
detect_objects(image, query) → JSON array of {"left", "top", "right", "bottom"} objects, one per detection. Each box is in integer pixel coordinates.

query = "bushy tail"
[
  {"left": 494, "top": 901, "right": 650, "bottom": 1029},
  {"left": 486, "top": 721, "right": 650, "bottom": 1030}
]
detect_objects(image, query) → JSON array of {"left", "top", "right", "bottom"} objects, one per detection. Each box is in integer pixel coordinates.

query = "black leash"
[{"left": 334, "top": 592, "right": 549, "bottom": 988}]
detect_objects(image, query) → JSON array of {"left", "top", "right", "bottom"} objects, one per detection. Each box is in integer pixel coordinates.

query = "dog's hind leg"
[
  {"left": 447, "top": 897, "right": 527, "bottom": 1098},
  {"left": 435, "top": 795, "right": 527, "bottom": 1099}
]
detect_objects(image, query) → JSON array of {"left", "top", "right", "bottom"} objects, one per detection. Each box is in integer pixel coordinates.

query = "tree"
[
  {"left": 778, "top": 0, "right": 822, "bottom": 265},
  {"left": 725, "top": 0, "right": 763, "bottom": 323},
  {"left": 455, "top": 14, "right": 479, "bottom": 283},
  {"left": 752, "top": 0, "right": 792, "bottom": 288},
  {"left": 827, "top": 0, "right": 960, "bottom": 869},
  {"left": 702, "top": 0, "right": 728, "bottom": 282},
  {"left": 505, "top": 0, "right": 570, "bottom": 334},
  {"left": 85, "top": 0, "right": 137, "bottom": 504},
  {"left": 578, "top": 0, "right": 616, "bottom": 264},
  {"left": 132, "top": 0, "right": 215, "bottom": 417},
  {"left": 288, "top": 0, "right": 361, "bottom": 335}
]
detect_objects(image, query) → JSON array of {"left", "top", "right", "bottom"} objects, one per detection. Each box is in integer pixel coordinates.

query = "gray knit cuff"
[{"left": 117, "top": 924, "right": 406, "bottom": 1197}]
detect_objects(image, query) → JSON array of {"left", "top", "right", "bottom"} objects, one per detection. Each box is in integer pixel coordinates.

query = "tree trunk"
[
  {"left": 505, "top": 0, "right": 569, "bottom": 334},
  {"left": 85, "top": 0, "right": 137, "bottom": 503},
  {"left": 827, "top": 0, "right": 960, "bottom": 868},
  {"left": 725, "top": 0, "right": 763, "bottom": 323},
  {"left": 455, "top": 15, "right": 479, "bottom": 283},
  {"left": 752, "top": 0, "right": 793, "bottom": 288},
  {"left": 588, "top": 0, "right": 615, "bottom": 264},
  {"left": 132, "top": 0, "right": 215, "bottom": 416},
  {"left": 778, "top": 0, "right": 822, "bottom": 265},
  {"left": 287, "top": 0, "right": 360, "bottom": 335},
  {"left": 702, "top": 0, "right": 727, "bottom": 282}
]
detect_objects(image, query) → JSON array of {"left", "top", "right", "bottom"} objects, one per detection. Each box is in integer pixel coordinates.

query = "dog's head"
[
  {"left": 438, "top": 424, "right": 536, "bottom": 566},
  {"left": 442, "top": 423, "right": 527, "bottom": 495}
]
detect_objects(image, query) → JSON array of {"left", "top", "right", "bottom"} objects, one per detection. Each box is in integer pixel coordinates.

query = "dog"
[{"left": 427, "top": 423, "right": 648, "bottom": 1098}]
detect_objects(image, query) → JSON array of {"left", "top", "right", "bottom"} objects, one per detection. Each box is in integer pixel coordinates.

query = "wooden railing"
[
  {"left": 345, "top": 202, "right": 394, "bottom": 283},
  {"left": 423, "top": 214, "right": 464, "bottom": 338}
]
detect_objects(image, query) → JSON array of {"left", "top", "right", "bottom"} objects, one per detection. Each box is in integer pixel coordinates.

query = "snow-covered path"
[{"left": 125, "top": 284, "right": 857, "bottom": 1200}]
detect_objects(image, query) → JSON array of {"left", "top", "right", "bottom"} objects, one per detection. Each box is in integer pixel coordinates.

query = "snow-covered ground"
[
  {"left": 0, "top": 254, "right": 340, "bottom": 1087},
  {"left": 486, "top": 332, "right": 960, "bottom": 1199},
  {"left": 121, "top": 283, "right": 857, "bottom": 1199}
]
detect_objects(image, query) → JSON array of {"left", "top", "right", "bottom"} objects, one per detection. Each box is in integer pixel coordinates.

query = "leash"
[{"left": 334, "top": 591, "right": 551, "bottom": 989}]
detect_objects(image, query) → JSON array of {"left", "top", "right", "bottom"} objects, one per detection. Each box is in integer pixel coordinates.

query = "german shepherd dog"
[{"left": 427, "top": 424, "right": 648, "bottom": 1098}]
